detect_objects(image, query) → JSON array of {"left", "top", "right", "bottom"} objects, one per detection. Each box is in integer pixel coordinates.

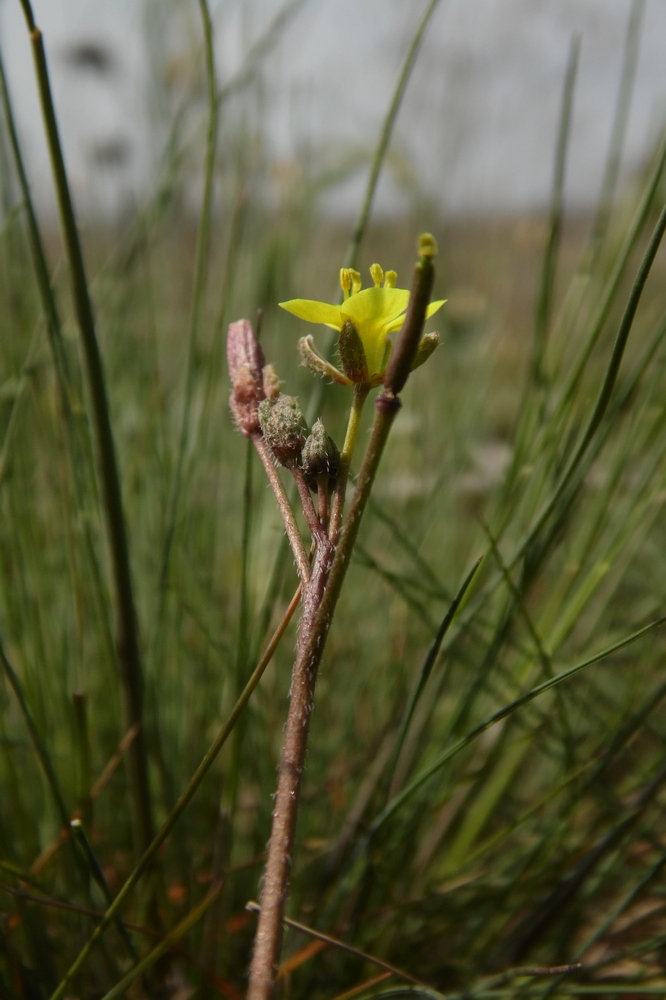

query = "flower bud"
[
  {"left": 298, "top": 335, "right": 351, "bottom": 385},
  {"left": 383, "top": 241, "right": 436, "bottom": 398},
  {"left": 227, "top": 319, "right": 265, "bottom": 385},
  {"left": 338, "top": 320, "right": 369, "bottom": 384},
  {"left": 418, "top": 232, "right": 438, "bottom": 258},
  {"left": 301, "top": 419, "right": 340, "bottom": 490},
  {"left": 227, "top": 320, "right": 266, "bottom": 436},
  {"left": 410, "top": 331, "right": 440, "bottom": 371},
  {"left": 262, "top": 364, "right": 282, "bottom": 400},
  {"left": 259, "top": 394, "right": 307, "bottom": 465}
]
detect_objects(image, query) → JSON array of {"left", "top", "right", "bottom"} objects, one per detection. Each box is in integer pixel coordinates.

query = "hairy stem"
[
  {"left": 247, "top": 395, "right": 400, "bottom": 1000},
  {"left": 48, "top": 586, "right": 301, "bottom": 1000},
  {"left": 247, "top": 243, "right": 436, "bottom": 999},
  {"left": 317, "top": 476, "right": 330, "bottom": 528},
  {"left": 247, "top": 543, "right": 332, "bottom": 1000},
  {"left": 288, "top": 462, "right": 327, "bottom": 545},
  {"left": 252, "top": 435, "right": 311, "bottom": 583}
]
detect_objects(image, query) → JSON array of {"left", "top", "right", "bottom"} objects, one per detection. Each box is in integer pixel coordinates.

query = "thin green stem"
[
  {"left": 341, "top": 0, "right": 442, "bottom": 271},
  {"left": 329, "top": 382, "right": 370, "bottom": 542},
  {"left": 369, "top": 615, "right": 666, "bottom": 836},
  {"left": 70, "top": 820, "right": 139, "bottom": 966},
  {"left": 383, "top": 556, "right": 484, "bottom": 804},
  {"left": 98, "top": 883, "right": 223, "bottom": 1000},
  {"left": 0, "top": 638, "right": 118, "bottom": 912},
  {"left": 589, "top": 0, "right": 646, "bottom": 261},
  {"left": 246, "top": 901, "right": 427, "bottom": 987},
  {"left": 0, "top": 47, "right": 72, "bottom": 400},
  {"left": 228, "top": 439, "right": 254, "bottom": 817},
  {"left": 0, "top": 638, "right": 72, "bottom": 842},
  {"left": 48, "top": 587, "right": 301, "bottom": 1000},
  {"left": 216, "top": 0, "right": 308, "bottom": 106},
  {"left": 18, "top": 0, "right": 153, "bottom": 857},
  {"left": 553, "top": 126, "right": 666, "bottom": 420},
  {"left": 157, "top": 0, "right": 219, "bottom": 627},
  {"left": 532, "top": 35, "right": 579, "bottom": 390},
  {"left": 513, "top": 196, "right": 666, "bottom": 568}
]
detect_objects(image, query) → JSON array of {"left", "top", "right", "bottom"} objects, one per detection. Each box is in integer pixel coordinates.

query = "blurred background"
[
  {"left": 3, "top": 0, "right": 666, "bottom": 218},
  {"left": 3, "top": 2, "right": 666, "bottom": 997}
]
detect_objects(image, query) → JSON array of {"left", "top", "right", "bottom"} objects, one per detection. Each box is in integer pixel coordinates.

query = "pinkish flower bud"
[
  {"left": 227, "top": 319, "right": 266, "bottom": 436},
  {"left": 227, "top": 319, "right": 265, "bottom": 385}
]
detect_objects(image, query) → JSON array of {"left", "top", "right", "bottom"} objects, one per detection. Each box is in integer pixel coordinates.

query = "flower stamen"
[
  {"left": 279, "top": 238, "right": 445, "bottom": 385},
  {"left": 370, "top": 263, "right": 383, "bottom": 287}
]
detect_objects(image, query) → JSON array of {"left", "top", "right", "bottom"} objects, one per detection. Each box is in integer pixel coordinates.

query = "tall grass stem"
[{"left": 18, "top": 0, "right": 154, "bottom": 857}]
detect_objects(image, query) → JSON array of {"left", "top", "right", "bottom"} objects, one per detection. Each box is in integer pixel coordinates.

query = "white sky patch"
[{"left": 1, "top": 0, "right": 665, "bottom": 218}]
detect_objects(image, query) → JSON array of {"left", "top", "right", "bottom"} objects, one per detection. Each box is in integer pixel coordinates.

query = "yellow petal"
[
  {"left": 384, "top": 297, "right": 446, "bottom": 335},
  {"left": 279, "top": 299, "right": 344, "bottom": 329},
  {"left": 340, "top": 287, "right": 410, "bottom": 329},
  {"left": 385, "top": 313, "right": 408, "bottom": 334},
  {"left": 426, "top": 298, "right": 447, "bottom": 319},
  {"left": 340, "top": 287, "right": 410, "bottom": 374}
]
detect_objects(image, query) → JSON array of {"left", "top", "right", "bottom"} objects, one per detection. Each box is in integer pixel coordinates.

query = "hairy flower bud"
[
  {"left": 411, "top": 331, "right": 440, "bottom": 371},
  {"left": 262, "top": 364, "right": 282, "bottom": 400},
  {"left": 227, "top": 320, "right": 266, "bottom": 436},
  {"left": 301, "top": 419, "right": 340, "bottom": 490},
  {"left": 338, "top": 320, "right": 369, "bottom": 384},
  {"left": 227, "top": 319, "right": 265, "bottom": 386},
  {"left": 259, "top": 394, "right": 307, "bottom": 465}
]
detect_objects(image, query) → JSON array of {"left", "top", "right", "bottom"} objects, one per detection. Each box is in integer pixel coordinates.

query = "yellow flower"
[{"left": 280, "top": 264, "right": 445, "bottom": 384}]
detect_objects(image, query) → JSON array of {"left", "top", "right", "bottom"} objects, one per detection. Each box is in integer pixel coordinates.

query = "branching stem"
[
  {"left": 288, "top": 462, "right": 327, "bottom": 546},
  {"left": 247, "top": 247, "right": 436, "bottom": 999},
  {"left": 252, "top": 435, "right": 311, "bottom": 583}
]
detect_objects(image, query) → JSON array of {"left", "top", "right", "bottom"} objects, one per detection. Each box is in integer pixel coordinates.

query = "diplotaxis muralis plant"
[{"left": 228, "top": 234, "right": 445, "bottom": 1000}]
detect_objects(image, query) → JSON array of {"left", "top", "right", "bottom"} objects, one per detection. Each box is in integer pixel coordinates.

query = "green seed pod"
[
  {"left": 259, "top": 394, "right": 307, "bottom": 465},
  {"left": 301, "top": 419, "right": 340, "bottom": 490}
]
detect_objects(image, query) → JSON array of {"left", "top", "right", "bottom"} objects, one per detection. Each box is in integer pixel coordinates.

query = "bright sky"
[{"left": 1, "top": 0, "right": 665, "bottom": 217}]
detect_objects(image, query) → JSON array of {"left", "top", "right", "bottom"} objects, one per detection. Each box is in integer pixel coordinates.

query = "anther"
[
  {"left": 384, "top": 270, "right": 397, "bottom": 288},
  {"left": 370, "top": 263, "right": 383, "bottom": 287},
  {"left": 349, "top": 269, "right": 362, "bottom": 295}
]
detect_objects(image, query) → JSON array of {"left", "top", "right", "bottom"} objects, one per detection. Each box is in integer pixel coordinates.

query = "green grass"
[{"left": 2, "top": 2, "right": 666, "bottom": 998}]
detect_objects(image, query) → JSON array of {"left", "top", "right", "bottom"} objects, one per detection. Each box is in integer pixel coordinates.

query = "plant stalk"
[
  {"left": 252, "top": 435, "right": 311, "bottom": 582},
  {"left": 48, "top": 586, "right": 301, "bottom": 1000},
  {"left": 246, "top": 396, "right": 400, "bottom": 1000},
  {"left": 329, "top": 382, "right": 370, "bottom": 542},
  {"left": 247, "top": 243, "right": 437, "bottom": 999},
  {"left": 18, "top": 0, "right": 154, "bottom": 857}
]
